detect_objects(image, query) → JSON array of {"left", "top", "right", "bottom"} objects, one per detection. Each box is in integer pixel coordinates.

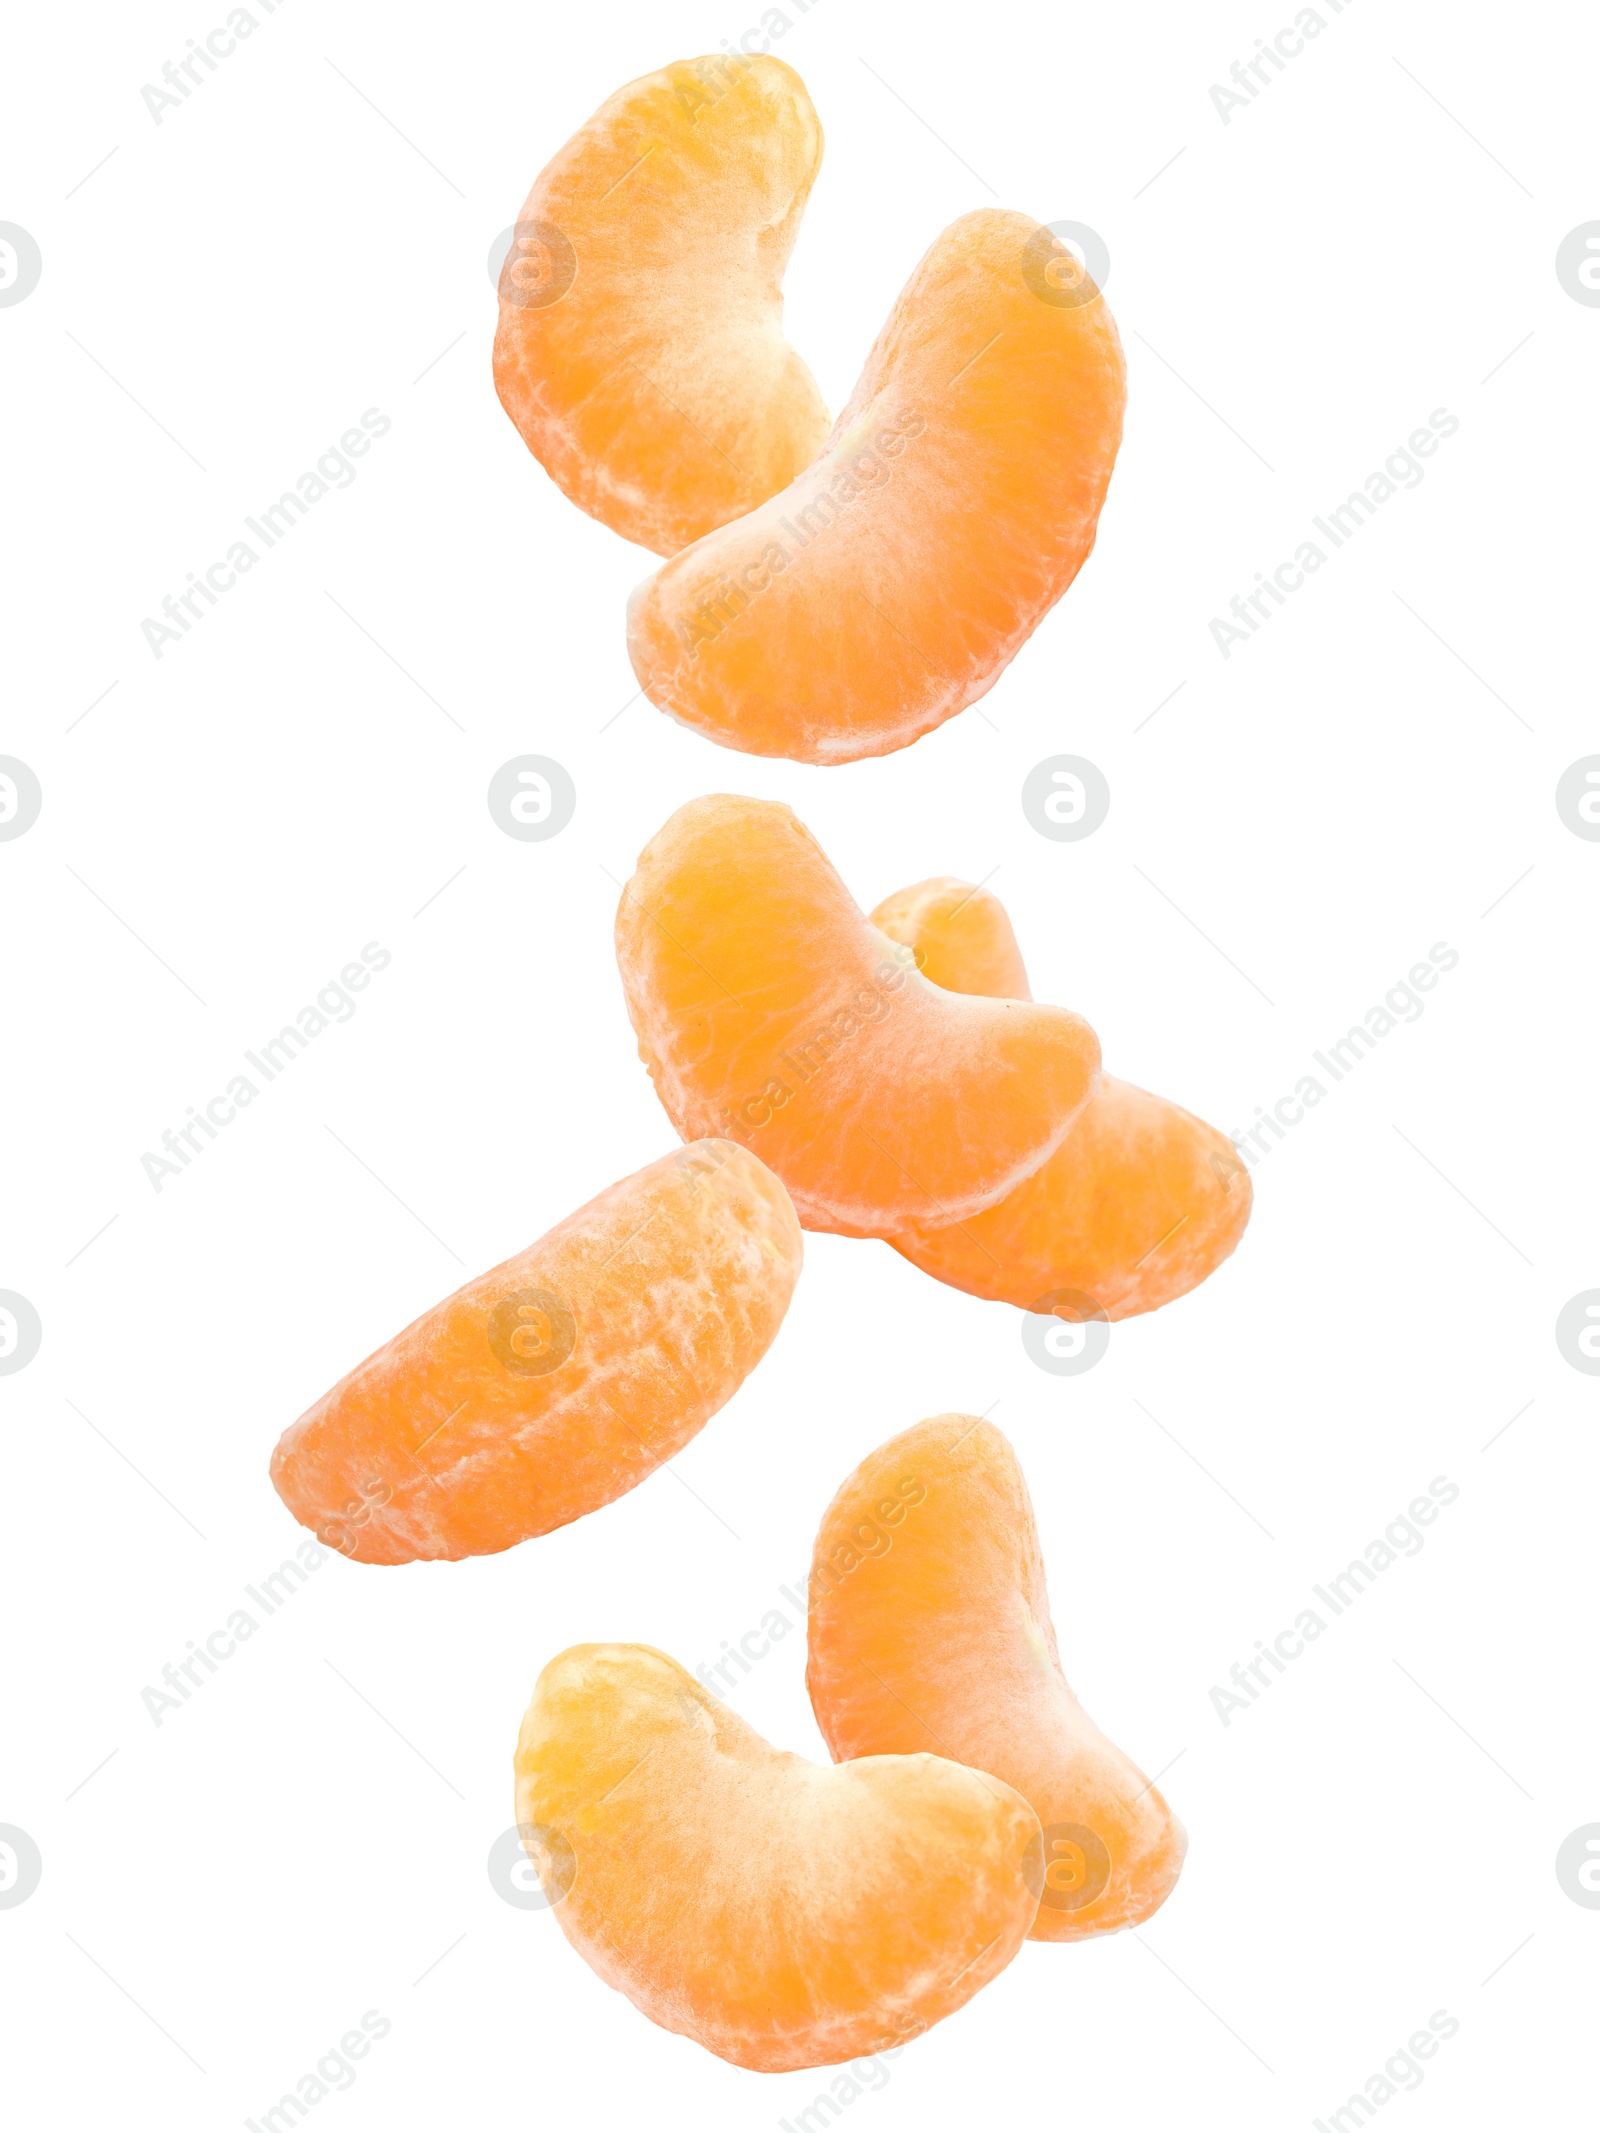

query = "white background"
[{"left": 3, "top": 0, "right": 1597, "bottom": 2127}]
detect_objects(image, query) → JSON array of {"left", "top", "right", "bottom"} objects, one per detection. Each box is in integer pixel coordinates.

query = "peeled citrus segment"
[
  {"left": 614, "top": 796, "right": 1101, "bottom": 1238},
  {"left": 515, "top": 1642, "right": 1041, "bottom": 2069},
  {"left": 269, "top": 1142, "right": 800, "bottom": 1563},
  {"left": 493, "top": 55, "right": 828, "bottom": 557},
  {"left": 626, "top": 209, "right": 1126, "bottom": 761},
  {"left": 873, "top": 878, "right": 1251, "bottom": 1319},
  {"left": 896, "top": 1076, "right": 1251, "bottom": 1319},
  {"left": 868, "top": 876, "right": 1031, "bottom": 1002},
  {"left": 807, "top": 1416, "right": 1186, "bottom": 1942}
]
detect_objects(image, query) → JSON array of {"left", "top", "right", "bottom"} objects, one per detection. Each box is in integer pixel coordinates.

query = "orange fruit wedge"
[
  {"left": 868, "top": 875, "right": 1031, "bottom": 1001},
  {"left": 493, "top": 55, "right": 828, "bottom": 557},
  {"left": 270, "top": 1142, "right": 800, "bottom": 1562},
  {"left": 871, "top": 878, "right": 1251, "bottom": 1318},
  {"left": 807, "top": 1416, "right": 1187, "bottom": 1941},
  {"left": 626, "top": 209, "right": 1126, "bottom": 761},
  {"left": 515, "top": 1641, "right": 1042, "bottom": 2068},
  {"left": 614, "top": 796, "right": 1101, "bottom": 1237}
]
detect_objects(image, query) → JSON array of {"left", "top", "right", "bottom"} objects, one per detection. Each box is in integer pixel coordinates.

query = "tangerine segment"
[
  {"left": 515, "top": 1643, "right": 1041, "bottom": 2070},
  {"left": 493, "top": 55, "right": 828, "bottom": 557},
  {"left": 873, "top": 878, "right": 1251, "bottom": 1319},
  {"left": 806, "top": 1417, "right": 1186, "bottom": 1942},
  {"left": 868, "top": 877, "right": 1031, "bottom": 1003},
  {"left": 626, "top": 210, "right": 1125, "bottom": 762},
  {"left": 270, "top": 1143, "right": 800, "bottom": 1563},
  {"left": 614, "top": 796, "right": 1101, "bottom": 1238}
]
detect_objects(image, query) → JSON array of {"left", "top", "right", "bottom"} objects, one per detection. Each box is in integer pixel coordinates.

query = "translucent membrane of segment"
[{"left": 516, "top": 1640, "right": 1042, "bottom": 2068}]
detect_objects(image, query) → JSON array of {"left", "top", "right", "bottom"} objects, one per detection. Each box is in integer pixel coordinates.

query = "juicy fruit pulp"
[
  {"left": 270, "top": 1143, "right": 801, "bottom": 1562},
  {"left": 807, "top": 1416, "right": 1187, "bottom": 1941},
  {"left": 493, "top": 55, "right": 828, "bottom": 557},
  {"left": 872, "top": 878, "right": 1251, "bottom": 1319},
  {"left": 614, "top": 795, "right": 1102, "bottom": 1238},
  {"left": 515, "top": 1643, "right": 1043, "bottom": 2069},
  {"left": 627, "top": 210, "right": 1126, "bottom": 761},
  {"left": 869, "top": 876, "right": 1031, "bottom": 1002}
]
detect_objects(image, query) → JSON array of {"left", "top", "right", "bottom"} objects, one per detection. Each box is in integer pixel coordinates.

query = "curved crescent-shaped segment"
[
  {"left": 614, "top": 795, "right": 1101, "bottom": 1238},
  {"left": 869, "top": 876, "right": 1033, "bottom": 1003},
  {"left": 807, "top": 1416, "right": 1187, "bottom": 1942},
  {"left": 895, "top": 1074, "right": 1253, "bottom": 1319},
  {"left": 627, "top": 210, "right": 1126, "bottom": 759},
  {"left": 270, "top": 1143, "right": 801, "bottom": 1561},
  {"left": 493, "top": 55, "right": 829, "bottom": 557},
  {"left": 516, "top": 1642, "right": 1041, "bottom": 2069},
  {"left": 870, "top": 875, "right": 1252, "bottom": 1317}
]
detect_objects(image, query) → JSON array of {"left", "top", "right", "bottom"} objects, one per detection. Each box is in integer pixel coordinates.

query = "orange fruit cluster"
[
  {"left": 494, "top": 54, "right": 1124, "bottom": 763},
  {"left": 626, "top": 207, "right": 1125, "bottom": 762},
  {"left": 617, "top": 797, "right": 1250, "bottom": 1318},
  {"left": 260, "top": 48, "right": 1254, "bottom": 2085},
  {"left": 511, "top": 1414, "right": 1182, "bottom": 2068}
]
